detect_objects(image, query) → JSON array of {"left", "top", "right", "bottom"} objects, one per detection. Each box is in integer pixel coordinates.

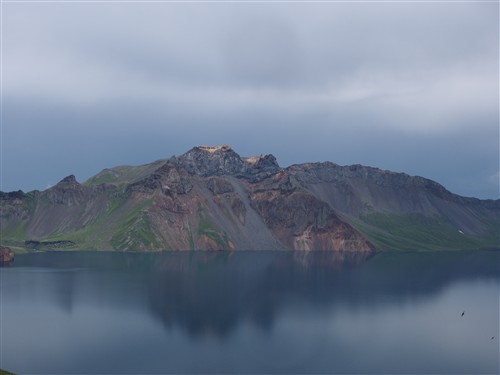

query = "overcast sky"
[{"left": 2, "top": 1, "right": 499, "bottom": 199}]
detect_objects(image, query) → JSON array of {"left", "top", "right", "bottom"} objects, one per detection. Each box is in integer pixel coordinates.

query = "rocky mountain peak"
[
  {"left": 55, "top": 175, "right": 81, "bottom": 188},
  {"left": 178, "top": 145, "right": 281, "bottom": 182},
  {"left": 197, "top": 144, "right": 233, "bottom": 153},
  {"left": 179, "top": 145, "right": 243, "bottom": 176},
  {"left": 45, "top": 175, "right": 86, "bottom": 206}
]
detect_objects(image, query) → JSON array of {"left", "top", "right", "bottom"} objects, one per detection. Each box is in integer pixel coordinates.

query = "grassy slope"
[
  {"left": 28, "top": 192, "right": 123, "bottom": 249},
  {"left": 354, "top": 212, "right": 499, "bottom": 251},
  {"left": 110, "top": 199, "right": 161, "bottom": 250},
  {"left": 15, "top": 192, "right": 159, "bottom": 251},
  {"left": 197, "top": 205, "right": 231, "bottom": 249},
  {"left": 1, "top": 223, "right": 28, "bottom": 246},
  {"left": 85, "top": 160, "right": 166, "bottom": 186},
  {"left": 0, "top": 193, "right": 38, "bottom": 248}
]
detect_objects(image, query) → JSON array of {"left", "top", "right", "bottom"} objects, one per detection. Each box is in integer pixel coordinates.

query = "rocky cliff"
[{"left": 1, "top": 145, "right": 498, "bottom": 251}]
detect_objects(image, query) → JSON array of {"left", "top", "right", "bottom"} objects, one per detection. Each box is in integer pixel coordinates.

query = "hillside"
[{"left": 1, "top": 145, "right": 498, "bottom": 251}]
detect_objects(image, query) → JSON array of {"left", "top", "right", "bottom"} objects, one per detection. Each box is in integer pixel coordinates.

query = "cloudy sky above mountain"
[{"left": 2, "top": 1, "right": 498, "bottom": 198}]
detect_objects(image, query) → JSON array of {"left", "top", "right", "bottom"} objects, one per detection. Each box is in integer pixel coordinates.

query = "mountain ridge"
[{"left": 1, "top": 145, "right": 498, "bottom": 252}]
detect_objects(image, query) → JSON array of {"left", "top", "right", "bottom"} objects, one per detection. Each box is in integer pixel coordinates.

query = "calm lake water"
[{"left": 1, "top": 250, "right": 499, "bottom": 374}]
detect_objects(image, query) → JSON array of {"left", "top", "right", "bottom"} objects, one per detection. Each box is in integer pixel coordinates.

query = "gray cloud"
[{"left": 2, "top": 1, "right": 498, "bottom": 198}]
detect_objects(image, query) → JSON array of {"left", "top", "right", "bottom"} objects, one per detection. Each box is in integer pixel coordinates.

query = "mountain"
[{"left": 1, "top": 145, "right": 498, "bottom": 252}]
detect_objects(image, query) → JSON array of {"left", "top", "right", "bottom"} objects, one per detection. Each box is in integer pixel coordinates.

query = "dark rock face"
[
  {"left": 287, "top": 162, "right": 474, "bottom": 216},
  {"left": 0, "top": 190, "right": 31, "bottom": 222},
  {"left": 243, "top": 154, "right": 281, "bottom": 182},
  {"left": 0, "top": 246, "right": 14, "bottom": 263},
  {"left": 58, "top": 174, "right": 79, "bottom": 186},
  {"left": 0, "top": 190, "right": 27, "bottom": 201},
  {"left": 128, "top": 162, "right": 193, "bottom": 196},
  {"left": 207, "top": 177, "right": 234, "bottom": 195},
  {"left": 46, "top": 175, "right": 87, "bottom": 206},
  {"left": 180, "top": 145, "right": 246, "bottom": 176},
  {"left": 179, "top": 145, "right": 281, "bottom": 182},
  {"left": 157, "top": 163, "right": 193, "bottom": 195},
  {"left": 250, "top": 189, "right": 374, "bottom": 252}
]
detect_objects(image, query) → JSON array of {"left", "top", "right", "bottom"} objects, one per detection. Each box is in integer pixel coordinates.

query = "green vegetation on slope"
[
  {"left": 21, "top": 193, "right": 37, "bottom": 212},
  {"left": 197, "top": 205, "right": 231, "bottom": 249},
  {"left": 29, "top": 189, "right": 165, "bottom": 251},
  {"left": 357, "top": 212, "right": 499, "bottom": 251},
  {"left": 35, "top": 190, "right": 131, "bottom": 249},
  {"left": 0, "top": 193, "right": 36, "bottom": 246},
  {"left": 1, "top": 222, "right": 28, "bottom": 245},
  {"left": 110, "top": 199, "right": 162, "bottom": 250},
  {"left": 85, "top": 160, "right": 166, "bottom": 186}
]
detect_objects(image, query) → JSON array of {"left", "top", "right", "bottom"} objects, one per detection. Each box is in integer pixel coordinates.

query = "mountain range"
[{"left": 1, "top": 145, "right": 498, "bottom": 252}]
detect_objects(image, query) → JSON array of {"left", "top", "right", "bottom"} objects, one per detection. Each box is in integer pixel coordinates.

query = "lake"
[{"left": 1, "top": 250, "right": 499, "bottom": 374}]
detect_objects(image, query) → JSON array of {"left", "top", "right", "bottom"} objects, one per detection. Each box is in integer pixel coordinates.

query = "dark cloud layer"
[{"left": 2, "top": 2, "right": 498, "bottom": 198}]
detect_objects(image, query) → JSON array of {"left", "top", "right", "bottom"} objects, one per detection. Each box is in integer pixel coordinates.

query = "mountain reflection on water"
[
  {"left": 3, "top": 250, "right": 499, "bottom": 374},
  {"left": 9, "top": 250, "right": 498, "bottom": 337}
]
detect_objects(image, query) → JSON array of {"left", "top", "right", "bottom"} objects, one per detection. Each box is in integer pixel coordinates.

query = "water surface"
[{"left": 1, "top": 250, "right": 499, "bottom": 374}]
